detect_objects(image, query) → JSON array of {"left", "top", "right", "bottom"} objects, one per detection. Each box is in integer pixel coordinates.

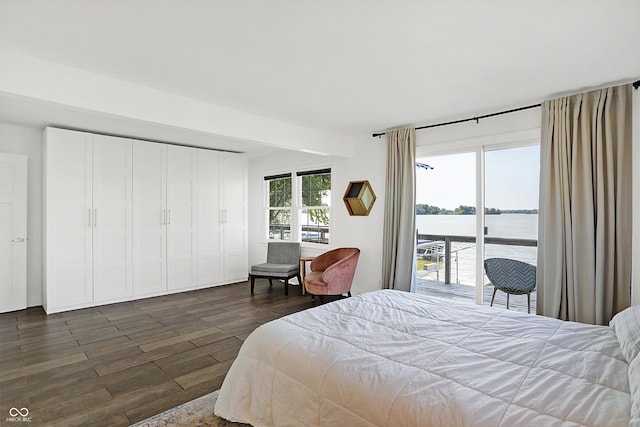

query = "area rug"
[{"left": 130, "top": 390, "right": 250, "bottom": 427}]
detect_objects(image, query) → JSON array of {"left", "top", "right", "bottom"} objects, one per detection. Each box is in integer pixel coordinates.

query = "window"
[
  {"left": 297, "top": 169, "right": 331, "bottom": 244},
  {"left": 264, "top": 168, "right": 331, "bottom": 245},
  {"left": 265, "top": 173, "right": 292, "bottom": 240}
]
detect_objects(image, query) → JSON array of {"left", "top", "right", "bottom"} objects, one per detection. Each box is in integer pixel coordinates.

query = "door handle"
[{"left": 12, "top": 238, "right": 25, "bottom": 242}]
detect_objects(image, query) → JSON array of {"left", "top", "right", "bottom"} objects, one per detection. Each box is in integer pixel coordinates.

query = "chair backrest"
[
  {"left": 484, "top": 258, "right": 536, "bottom": 292},
  {"left": 266, "top": 242, "right": 301, "bottom": 265},
  {"left": 319, "top": 248, "right": 360, "bottom": 293},
  {"left": 310, "top": 247, "right": 359, "bottom": 272}
]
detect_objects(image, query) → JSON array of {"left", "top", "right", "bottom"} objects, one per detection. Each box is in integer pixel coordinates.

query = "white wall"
[
  {"left": 247, "top": 137, "right": 386, "bottom": 295},
  {"left": 0, "top": 123, "right": 42, "bottom": 307},
  {"left": 415, "top": 107, "right": 541, "bottom": 150}
]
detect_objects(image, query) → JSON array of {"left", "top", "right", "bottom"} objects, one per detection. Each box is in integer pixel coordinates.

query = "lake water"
[
  {"left": 416, "top": 214, "right": 538, "bottom": 285},
  {"left": 416, "top": 213, "right": 538, "bottom": 239}
]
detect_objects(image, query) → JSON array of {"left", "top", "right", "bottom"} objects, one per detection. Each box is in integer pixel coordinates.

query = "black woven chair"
[{"left": 484, "top": 258, "right": 537, "bottom": 314}]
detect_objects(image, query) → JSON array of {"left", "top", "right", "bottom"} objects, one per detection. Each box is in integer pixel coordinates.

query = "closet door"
[
  {"left": 221, "top": 154, "right": 248, "bottom": 281},
  {"left": 132, "top": 141, "right": 167, "bottom": 296},
  {"left": 92, "top": 135, "right": 133, "bottom": 303},
  {"left": 166, "top": 145, "right": 197, "bottom": 290},
  {"left": 196, "top": 150, "right": 223, "bottom": 287},
  {"left": 44, "top": 128, "right": 94, "bottom": 311}
]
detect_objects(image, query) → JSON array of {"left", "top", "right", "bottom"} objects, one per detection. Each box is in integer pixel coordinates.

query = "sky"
[{"left": 416, "top": 145, "right": 540, "bottom": 211}]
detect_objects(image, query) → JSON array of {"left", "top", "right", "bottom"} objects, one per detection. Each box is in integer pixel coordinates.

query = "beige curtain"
[
  {"left": 382, "top": 128, "right": 416, "bottom": 292},
  {"left": 538, "top": 84, "right": 632, "bottom": 325}
]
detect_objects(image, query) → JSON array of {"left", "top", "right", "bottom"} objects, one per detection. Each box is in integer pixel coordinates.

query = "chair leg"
[
  {"left": 250, "top": 276, "right": 255, "bottom": 294},
  {"left": 297, "top": 274, "right": 303, "bottom": 295},
  {"left": 347, "top": 291, "right": 351, "bottom": 297},
  {"left": 268, "top": 278, "right": 273, "bottom": 287},
  {"left": 490, "top": 288, "right": 497, "bottom": 306},
  {"left": 527, "top": 293, "right": 531, "bottom": 314},
  {"left": 284, "top": 279, "right": 289, "bottom": 295},
  {"left": 506, "top": 293, "right": 510, "bottom": 310}
]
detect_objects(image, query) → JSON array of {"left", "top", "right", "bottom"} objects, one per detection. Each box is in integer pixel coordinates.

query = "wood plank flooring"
[{"left": 0, "top": 281, "right": 311, "bottom": 426}]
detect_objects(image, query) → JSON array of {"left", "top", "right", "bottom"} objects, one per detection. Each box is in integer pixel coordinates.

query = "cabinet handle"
[
  {"left": 94, "top": 209, "right": 97, "bottom": 228},
  {"left": 167, "top": 209, "right": 171, "bottom": 225},
  {"left": 12, "top": 237, "right": 25, "bottom": 243}
]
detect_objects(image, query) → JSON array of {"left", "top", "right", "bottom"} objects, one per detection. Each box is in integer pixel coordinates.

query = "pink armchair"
[{"left": 304, "top": 248, "right": 360, "bottom": 302}]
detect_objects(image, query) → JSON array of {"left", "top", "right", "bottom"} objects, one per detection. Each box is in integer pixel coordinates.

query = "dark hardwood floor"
[{"left": 0, "top": 281, "right": 311, "bottom": 426}]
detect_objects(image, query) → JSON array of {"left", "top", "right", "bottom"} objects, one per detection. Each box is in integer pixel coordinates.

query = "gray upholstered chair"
[
  {"left": 484, "top": 258, "right": 537, "bottom": 314},
  {"left": 250, "top": 242, "right": 302, "bottom": 295}
]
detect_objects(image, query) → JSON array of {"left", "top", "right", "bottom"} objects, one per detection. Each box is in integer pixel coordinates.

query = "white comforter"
[{"left": 215, "top": 290, "right": 630, "bottom": 426}]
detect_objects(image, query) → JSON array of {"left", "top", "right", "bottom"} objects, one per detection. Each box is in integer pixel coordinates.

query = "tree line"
[{"left": 416, "top": 204, "right": 538, "bottom": 215}]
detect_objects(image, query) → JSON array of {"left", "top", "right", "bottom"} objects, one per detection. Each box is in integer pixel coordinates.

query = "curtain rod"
[
  {"left": 371, "top": 104, "right": 540, "bottom": 138},
  {"left": 372, "top": 79, "right": 640, "bottom": 138}
]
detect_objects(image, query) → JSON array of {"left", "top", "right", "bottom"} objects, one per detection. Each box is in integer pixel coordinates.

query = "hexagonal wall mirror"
[{"left": 343, "top": 180, "right": 376, "bottom": 216}]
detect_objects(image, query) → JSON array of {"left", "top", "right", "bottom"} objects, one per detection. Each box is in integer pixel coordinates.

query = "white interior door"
[
  {"left": 0, "top": 152, "right": 28, "bottom": 313},
  {"left": 44, "top": 129, "right": 94, "bottom": 310},
  {"left": 133, "top": 141, "right": 167, "bottom": 295},
  {"left": 222, "top": 154, "right": 247, "bottom": 281},
  {"left": 167, "top": 145, "right": 197, "bottom": 290},
  {"left": 92, "top": 135, "right": 133, "bottom": 302},
  {"left": 196, "top": 150, "right": 222, "bottom": 286}
]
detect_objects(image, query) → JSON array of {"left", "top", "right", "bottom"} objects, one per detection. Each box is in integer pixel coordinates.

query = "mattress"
[{"left": 215, "top": 290, "right": 631, "bottom": 426}]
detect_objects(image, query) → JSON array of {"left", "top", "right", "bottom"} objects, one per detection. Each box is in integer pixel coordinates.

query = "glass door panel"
[
  {"left": 483, "top": 145, "right": 539, "bottom": 313},
  {"left": 415, "top": 152, "right": 476, "bottom": 302}
]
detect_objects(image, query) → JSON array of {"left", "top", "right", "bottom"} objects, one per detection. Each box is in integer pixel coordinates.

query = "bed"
[{"left": 215, "top": 290, "right": 639, "bottom": 426}]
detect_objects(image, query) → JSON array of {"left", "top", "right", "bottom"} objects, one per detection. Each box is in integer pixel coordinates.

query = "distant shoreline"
[
  {"left": 416, "top": 204, "right": 537, "bottom": 216},
  {"left": 416, "top": 210, "right": 539, "bottom": 216}
]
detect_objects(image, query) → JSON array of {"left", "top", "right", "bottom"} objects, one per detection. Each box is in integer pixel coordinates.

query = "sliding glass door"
[{"left": 415, "top": 141, "right": 539, "bottom": 310}]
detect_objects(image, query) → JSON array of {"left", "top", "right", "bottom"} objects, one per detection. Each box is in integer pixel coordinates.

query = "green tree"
[
  {"left": 454, "top": 205, "right": 476, "bottom": 215},
  {"left": 415, "top": 203, "right": 454, "bottom": 215},
  {"left": 301, "top": 173, "right": 330, "bottom": 225}
]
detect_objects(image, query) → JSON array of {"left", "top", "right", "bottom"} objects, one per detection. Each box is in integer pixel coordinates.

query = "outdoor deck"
[{"left": 415, "top": 278, "right": 537, "bottom": 314}]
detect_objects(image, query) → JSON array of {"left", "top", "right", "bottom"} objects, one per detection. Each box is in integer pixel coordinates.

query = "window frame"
[
  {"left": 296, "top": 169, "right": 331, "bottom": 245},
  {"left": 416, "top": 130, "right": 540, "bottom": 305},
  {"left": 263, "top": 166, "right": 332, "bottom": 246},
  {"left": 264, "top": 173, "right": 293, "bottom": 241}
]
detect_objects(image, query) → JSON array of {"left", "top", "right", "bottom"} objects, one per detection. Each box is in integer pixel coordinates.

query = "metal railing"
[
  {"left": 417, "top": 233, "right": 537, "bottom": 284},
  {"left": 269, "top": 225, "right": 329, "bottom": 244}
]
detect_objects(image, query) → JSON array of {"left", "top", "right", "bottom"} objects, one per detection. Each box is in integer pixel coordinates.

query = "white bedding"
[{"left": 215, "top": 290, "right": 631, "bottom": 426}]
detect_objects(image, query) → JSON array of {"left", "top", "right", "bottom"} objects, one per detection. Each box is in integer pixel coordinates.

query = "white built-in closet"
[{"left": 43, "top": 127, "right": 247, "bottom": 314}]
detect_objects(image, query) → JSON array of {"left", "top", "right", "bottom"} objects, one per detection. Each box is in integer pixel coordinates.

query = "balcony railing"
[
  {"left": 417, "top": 233, "right": 537, "bottom": 284},
  {"left": 269, "top": 225, "right": 329, "bottom": 244}
]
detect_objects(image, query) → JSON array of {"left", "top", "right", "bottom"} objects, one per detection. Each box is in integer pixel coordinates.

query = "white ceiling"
[{"left": 0, "top": 0, "right": 639, "bottom": 151}]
